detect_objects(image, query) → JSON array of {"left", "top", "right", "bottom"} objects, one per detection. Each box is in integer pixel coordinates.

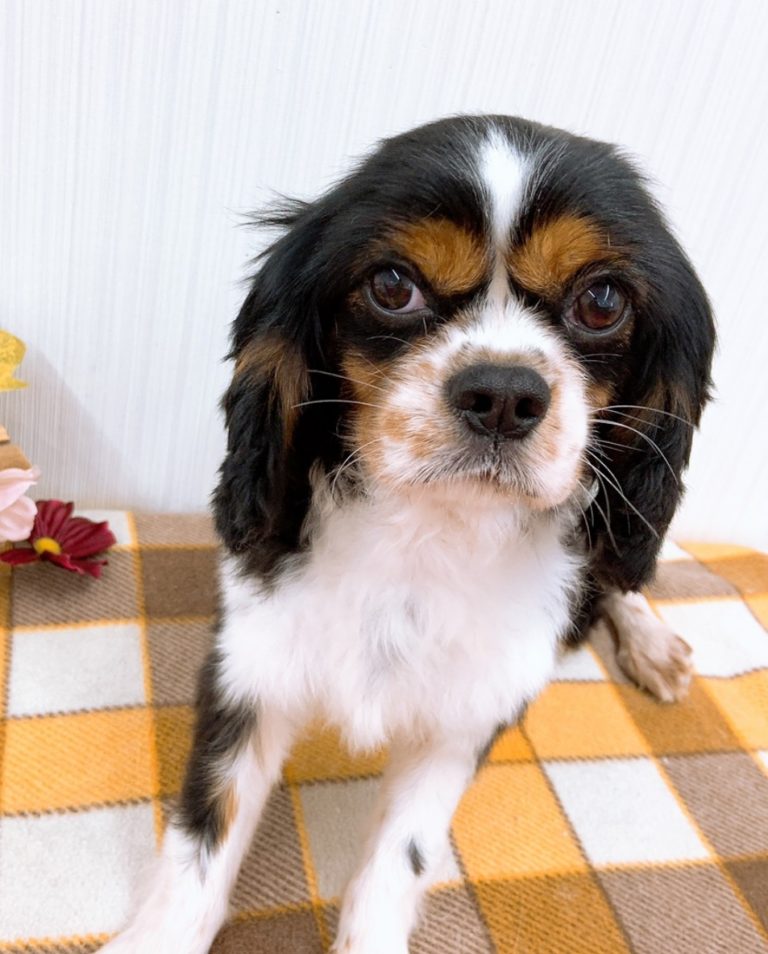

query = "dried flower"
[{"left": 0, "top": 500, "right": 116, "bottom": 578}]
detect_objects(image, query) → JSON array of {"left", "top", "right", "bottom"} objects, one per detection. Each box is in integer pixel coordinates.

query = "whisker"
[
  {"left": 580, "top": 354, "right": 622, "bottom": 365},
  {"left": 591, "top": 464, "right": 617, "bottom": 542},
  {"left": 350, "top": 353, "right": 388, "bottom": 376},
  {"left": 307, "top": 368, "right": 389, "bottom": 395},
  {"left": 600, "top": 404, "right": 694, "bottom": 427},
  {"left": 574, "top": 479, "right": 594, "bottom": 551},
  {"left": 586, "top": 450, "right": 660, "bottom": 539},
  {"left": 329, "top": 437, "right": 385, "bottom": 496},
  {"left": 597, "top": 408, "right": 664, "bottom": 430},
  {"left": 594, "top": 419, "right": 679, "bottom": 484},
  {"left": 292, "top": 398, "right": 387, "bottom": 411},
  {"left": 370, "top": 334, "right": 412, "bottom": 348},
  {"left": 330, "top": 452, "right": 361, "bottom": 496},
  {"left": 582, "top": 467, "right": 618, "bottom": 551},
  {"left": 351, "top": 353, "right": 399, "bottom": 391},
  {"left": 592, "top": 437, "right": 645, "bottom": 454}
]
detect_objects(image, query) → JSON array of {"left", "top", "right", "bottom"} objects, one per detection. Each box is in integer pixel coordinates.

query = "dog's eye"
[
  {"left": 567, "top": 282, "right": 627, "bottom": 332},
  {"left": 368, "top": 268, "right": 426, "bottom": 314}
]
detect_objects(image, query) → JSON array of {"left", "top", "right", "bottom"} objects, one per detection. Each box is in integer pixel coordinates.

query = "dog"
[{"left": 102, "top": 115, "right": 715, "bottom": 953}]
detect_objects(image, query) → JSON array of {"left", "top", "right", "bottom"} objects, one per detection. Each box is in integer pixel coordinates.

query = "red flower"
[{"left": 0, "top": 500, "right": 116, "bottom": 578}]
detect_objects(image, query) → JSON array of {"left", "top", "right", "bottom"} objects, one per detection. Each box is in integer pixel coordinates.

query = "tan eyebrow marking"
[
  {"left": 508, "top": 214, "right": 625, "bottom": 296},
  {"left": 384, "top": 218, "right": 488, "bottom": 295}
]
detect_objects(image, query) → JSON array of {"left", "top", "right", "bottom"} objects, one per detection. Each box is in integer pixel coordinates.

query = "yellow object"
[
  {"left": 33, "top": 537, "right": 62, "bottom": 556},
  {"left": 0, "top": 330, "right": 27, "bottom": 391}
]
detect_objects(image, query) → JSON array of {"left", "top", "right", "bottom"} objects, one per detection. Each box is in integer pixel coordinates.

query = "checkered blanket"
[{"left": 0, "top": 513, "right": 766, "bottom": 953}]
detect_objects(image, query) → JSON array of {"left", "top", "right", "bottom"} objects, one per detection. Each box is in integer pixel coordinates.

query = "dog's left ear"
[{"left": 590, "top": 239, "right": 716, "bottom": 591}]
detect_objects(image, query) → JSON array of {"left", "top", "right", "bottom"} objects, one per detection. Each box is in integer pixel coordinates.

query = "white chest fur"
[{"left": 218, "top": 489, "right": 580, "bottom": 751}]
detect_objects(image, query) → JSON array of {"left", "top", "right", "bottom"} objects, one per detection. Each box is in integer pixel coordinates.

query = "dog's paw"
[{"left": 616, "top": 626, "right": 693, "bottom": 703}]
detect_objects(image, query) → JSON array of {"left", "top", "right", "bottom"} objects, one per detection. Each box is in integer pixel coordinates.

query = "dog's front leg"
[
  {"left": 333, "top": 732, "right": 485, "bottom": 954},
  {"left": 101, "top": 649, "right": 295, "bottom": 954},
  {"left": 601, "top": 589, "right": 693, "bottom": 702}
]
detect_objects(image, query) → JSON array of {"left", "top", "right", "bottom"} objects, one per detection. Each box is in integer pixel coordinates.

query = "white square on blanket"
[
  {"left": 8, "top": 623, "right": 145, "bottom": 717},
  {"left": 0, "top": 804, "right": 155, "bottom": 940},
  {"left": 544, "top": 757, "right": 709, "bottom": 866}
]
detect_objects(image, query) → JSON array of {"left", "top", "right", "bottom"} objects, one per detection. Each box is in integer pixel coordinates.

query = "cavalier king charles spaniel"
[{"left": 103, "top": 115, "right": 715, "bottom": 953}]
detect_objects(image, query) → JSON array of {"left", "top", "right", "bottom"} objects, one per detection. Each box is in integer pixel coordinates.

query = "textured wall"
[{"left": 2, "top": 0, "right": 767, "bottom": 546}]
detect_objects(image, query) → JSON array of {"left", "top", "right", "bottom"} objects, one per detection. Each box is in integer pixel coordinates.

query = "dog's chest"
[{"left": 220, "top": 496, "right": 579, "bottom": 748}]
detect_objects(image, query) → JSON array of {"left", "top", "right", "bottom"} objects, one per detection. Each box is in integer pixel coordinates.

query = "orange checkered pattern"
[{"left": 1, "top": 514, "right": 767, "bottom": 953}]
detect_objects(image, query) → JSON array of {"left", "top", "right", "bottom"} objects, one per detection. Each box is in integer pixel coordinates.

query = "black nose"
[{"left": 447, "top": 364, "right": 551, "bottom": 439}]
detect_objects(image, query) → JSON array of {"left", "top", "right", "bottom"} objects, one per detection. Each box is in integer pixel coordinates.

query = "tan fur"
[
  {"left": 654, "top": 381, "right": 698, "bottom": 428},
  {"left": 341, "top": 352, "right": 388, "bottom": 406},
  {"left": 385, "top": 218, "right": 487, "bottom": 295},
  {"left": 220, "top": 786, "right": 239, "bottom": 842},
  {"left": 509, "top": 215, "right": 624, "bottom": 296},
  {"left": 587, "top": 381, "right": 614, "bottom": 414},
  {"left": 236, "top": 334, "right": 309, "bottom": 443},
  {"left": 534, "top": 380, "right": 561, "bottom": 469},
  {"left": 342, "top": 350, "right": 448, "bottom": 473},
  {"left": 340, "top": 352, "right": 388, "bottom": 474}
]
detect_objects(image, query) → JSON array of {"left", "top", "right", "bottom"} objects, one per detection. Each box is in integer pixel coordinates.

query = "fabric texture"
[{"left": 0, "top": 514, "right": 766, "bottom": 953}]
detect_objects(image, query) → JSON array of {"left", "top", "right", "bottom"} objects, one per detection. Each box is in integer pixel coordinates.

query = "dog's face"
[
  {"left": 339, "top": 195, "right": 592, "bottom": 511},
  {"left": 215, "top": 116, "right": 715, "bottom": 587}
]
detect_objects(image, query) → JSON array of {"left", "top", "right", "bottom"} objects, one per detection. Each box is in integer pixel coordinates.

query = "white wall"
[{"left": 2, "top": 0, "right": 767, "bottom": 547}]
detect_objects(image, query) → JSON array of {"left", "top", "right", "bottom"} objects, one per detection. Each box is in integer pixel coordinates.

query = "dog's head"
[{"left": 214, "top": 116, "right": 715, "bottom": 586}]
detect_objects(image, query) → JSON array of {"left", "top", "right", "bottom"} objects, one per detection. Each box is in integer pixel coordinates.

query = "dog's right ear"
[{"left": 213, "top": 203, "right": 337, "bottom": 575}]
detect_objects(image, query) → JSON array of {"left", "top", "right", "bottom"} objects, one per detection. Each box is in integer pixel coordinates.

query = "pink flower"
[
  {"left": 0, "top": 500, "right": 116, "bottom": 578},
  {"left": 0, "top": 466, "right": 39, "bottom": 542}
]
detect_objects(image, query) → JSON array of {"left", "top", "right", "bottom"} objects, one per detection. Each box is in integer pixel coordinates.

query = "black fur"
[
  {"left": 177, "top": 647, "right": 257, "bottom": 854},
  {"left": 213, "top": 115, "right": 715, "bottom": 594},
  {"left": 504, "top": 118, "right": 715, "bottom": 594},
  {"left": 407, "top": 839, "right": 426, "bottom": 877},
  {"left": 539, "top": 126, "right": 713, "bottom": 592},
  {"left": 212, "top": 122, "right": 491, "bottom": 576},
  {"left": 212, "top": 203, "right": 340, "bottom": 578}
]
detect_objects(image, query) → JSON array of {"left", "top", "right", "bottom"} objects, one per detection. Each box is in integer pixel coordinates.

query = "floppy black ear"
[
  {"left": 589, "top": 241, "right": 715, "bottom": 592},
  {"left": 212, "top": 204, "right": 341, "bottom": 576}
]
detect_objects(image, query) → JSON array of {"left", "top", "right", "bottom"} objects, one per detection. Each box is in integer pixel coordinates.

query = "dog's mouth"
[
  {"left": 341, "top": 394, "right": 585, "bottom": 509},
  {"left": 377, "top": 437, "right": 580, "bottom": 512}
]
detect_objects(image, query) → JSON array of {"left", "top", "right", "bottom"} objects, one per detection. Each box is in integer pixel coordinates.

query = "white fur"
[
  {"left": 103, "top": 126, "right": 588, "bottom": 954},
  {"left": 227, "top": 490, "right": 577, "bottom": 952},
  {"left": 479, "top": 131, "right": 528, "bottom": 250},
  {"left": 219, "top": 489, "right": 577, "bottom": 751},
  {"left": 601, "top": 590, "right": 694, "bottom": 703},
  {"left": 104, "top": 488, "right": 580, "bottom": 953},
  {"left": 374, "top": 302, "right": 589, "bottom": 507},
  {"left": 100, "top": 708, "right": 293, "bottom": 954},
  {"left": 479, "top": 130, "right": 529, "bottom": 298},
  {"left": 333, "top": 736, "right": 480, "bottom": 954}
]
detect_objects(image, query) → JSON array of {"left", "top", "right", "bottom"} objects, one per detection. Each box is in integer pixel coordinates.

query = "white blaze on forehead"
[
  {"left": 440, "top": 301, "right": 562, "bottom": 367},
  {"left": 479, "top": 130, "right": 529, "bottom": 253}
]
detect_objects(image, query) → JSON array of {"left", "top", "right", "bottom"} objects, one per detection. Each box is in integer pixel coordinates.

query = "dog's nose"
[{"left": 447, "top": 364, "right": 551, "bottom": 439}]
